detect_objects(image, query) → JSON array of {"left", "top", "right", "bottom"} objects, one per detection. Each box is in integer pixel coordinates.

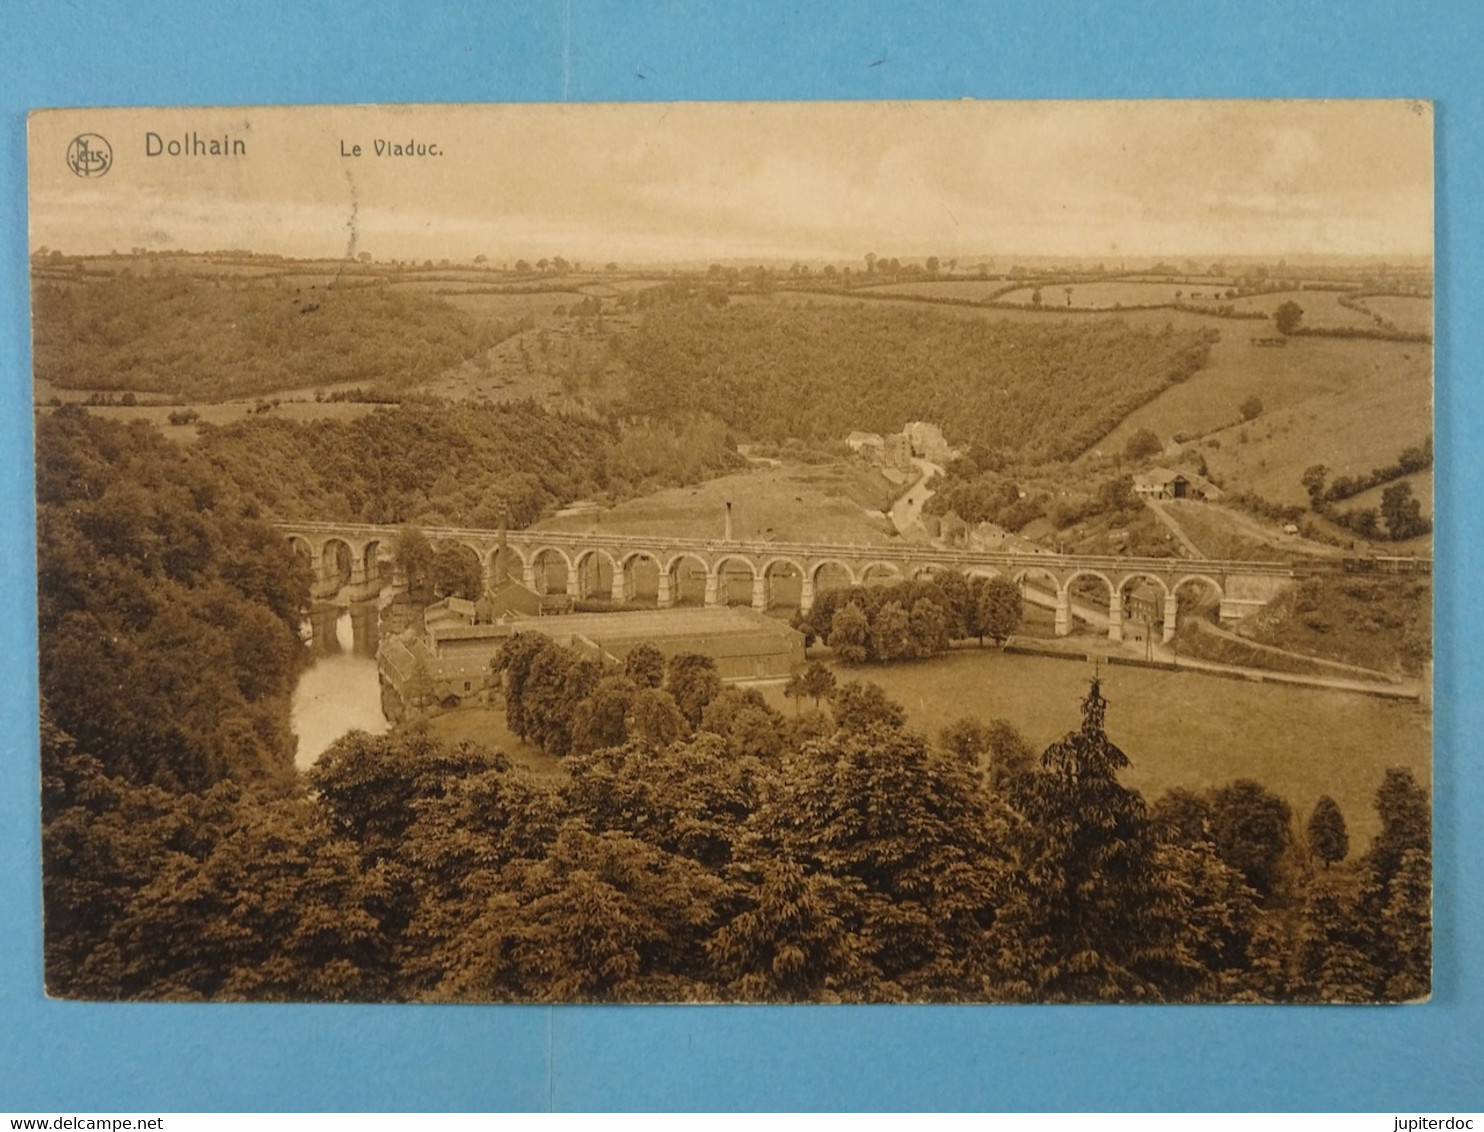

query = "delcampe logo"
[{"left": 65, "top": 133, "right": 112, "bottom": 178}]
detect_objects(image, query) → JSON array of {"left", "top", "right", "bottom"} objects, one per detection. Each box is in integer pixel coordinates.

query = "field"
[
  {"left": 853, "top": 279, "right": 1016, "bottom": 301},
  {"left": 533, "top": 459, "right": 901, "bottom": 545},
  {"left": 1161, "top": 499, "right": 1329, "bottom": 560},
  {"left": 1355, "top": 294, "right": 1433, "bottom": 335},
  {"left": 425, "top": 707, "right": 566, "bottom": 780},
  {"left": 1093, "top": 332, "right": 1432, "bottom": 507},
  {"left": 998, "top": 281, "right": 1220, "bottom": 308},
  {"left": 1226, "top": 289, "right": 1376, "bottom": 330},
  {"left": 758, "top": 647, "right": 1430, "bottom": 845},
  {"left": 32, "top": 379, "right": 384, "bottom": 436},
  {"left": 1343, "top": 469, "right": 1434, "bottom": 516}
]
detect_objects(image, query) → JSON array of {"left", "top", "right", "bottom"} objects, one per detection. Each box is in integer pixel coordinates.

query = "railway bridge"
[{"left": 276, "top": 520, "right": 1301, "bottom": 643}]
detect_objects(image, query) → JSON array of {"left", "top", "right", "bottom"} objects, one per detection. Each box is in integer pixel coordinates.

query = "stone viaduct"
[{"left": 277, "top": 520, "right": 1299, "bottom": 644}]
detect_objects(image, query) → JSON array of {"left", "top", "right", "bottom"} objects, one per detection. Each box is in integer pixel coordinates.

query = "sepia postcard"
[{"left": 28, "top": 101, "right": 1433, "bottom": 1005}]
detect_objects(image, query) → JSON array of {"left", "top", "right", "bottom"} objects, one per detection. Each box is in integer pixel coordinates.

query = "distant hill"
[{"left": 620, "top": 299, "right": 1218, "bottom": 462}]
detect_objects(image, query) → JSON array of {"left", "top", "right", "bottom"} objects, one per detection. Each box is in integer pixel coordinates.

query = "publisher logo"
[{"left": 66, "top": 134, "right": 112, "bottom": 178}]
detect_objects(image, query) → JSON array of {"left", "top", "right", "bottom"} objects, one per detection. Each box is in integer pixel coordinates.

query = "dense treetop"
[
  {"left": 42, "top": 662, "right": 1430, "bottom": 1003},
  {"left": 194, "top": 401, "right": 741, "bottom": 527},
  {"left": 620, "top": 300, "right": 1218, "bottom": 461},
  {"left": 37, "top": 408, "right": 309, "bottom": 790}
]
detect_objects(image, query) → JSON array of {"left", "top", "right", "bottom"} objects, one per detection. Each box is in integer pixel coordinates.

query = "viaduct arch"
[{"left": 274, "top": 520, "right": 1302, "bottom": 641}]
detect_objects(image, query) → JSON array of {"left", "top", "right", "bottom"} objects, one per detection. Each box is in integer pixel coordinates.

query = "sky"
[{"left": 28, "top": 101, "right": 1434, "bottom": 264}]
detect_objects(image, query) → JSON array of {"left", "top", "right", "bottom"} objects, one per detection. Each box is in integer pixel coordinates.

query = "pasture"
[
  {"left": 1093, "top": 332, "right": 1432, "bottom": 506},
  {"left": 1354, "top": 293, "right": 1433, "bottom": 335},
  {"left": 1226, "top": 289, "right": 1377, "bottom": 330},
  {"left": 533, "top": 460, "right": 900, "bottom": 545},
  {"left": 997, "top": 280, "right": 1219, "bottom": 308},
  {"left": 761, "top": 646, "right": 1431, "bottom": 845},
  {"left": 1343, "top": 469, "right": 1434, "bottom": 516},
  {"left": 854, "top": 279, "right": 1016, "bottom": 301}
]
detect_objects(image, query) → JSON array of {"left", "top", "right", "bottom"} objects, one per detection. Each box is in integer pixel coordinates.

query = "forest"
[
  {"left": 191, "top": 401, "right": 742, "bottom": 528},
  {"left": 31, "top": 270, "right": 512, "bottom": 398},
  {"left": 620, "top": 299, "right": 1219, "bottom": 461}
]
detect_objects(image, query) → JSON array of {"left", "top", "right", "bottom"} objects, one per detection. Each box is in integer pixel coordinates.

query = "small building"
[
  {"left": 1125, "top": 581, "right": 1163, "bottom": 625},
  {"left": 1132, "top": 466, "right": 1223, "bottom": 502},
  {"left": 903, "top": 420, "right": 955, "bottom": 463},
  {"left": 881, "top": 432, "right": 914, "bottom": 471},
  {"left": 846, "top": 430, "right": 885, "bottom": 459}
]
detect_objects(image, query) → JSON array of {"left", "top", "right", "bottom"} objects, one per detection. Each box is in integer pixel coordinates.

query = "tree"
[
  {"left": 1348, "top": 508, "right": 1381, "bottom": 538},
  {"left": 1239, "top": 396, "right": 1263, "bottom": 422},
  {"left": 431, "top": 545, "right": 483, "bottom": 601},
  {"left": 1306, "top": 795, "right": 1349, "bottom": 869},
  {"left": 1208, "top": 780, "right": 1293, "bottom": 898},
  {"left": 938, "top": 717, "right": 993, "bottom": 767},
  {"left": 393, "top": 525, "right": 436, "bottom": 604},
  {"left": 907, "top": 598, "right": 950, "bottom": 659},
  {"left": 1377, "top": 847, "right": 1431, "bottom": 1000},
  {"left": 735, "top": 722, "right": 1008, "bottom": 998},
  {"left": 492, "top": 632, "right": 552, "bottom": 741},
  {"left": 626, "top": 687, "right": 687, "bottom": 748},
  {"left": 972, "top": 577, "right": 1022, "bottom": 645},
  {"left": 1365, "top": 766, "right": 1430, "bottom": 885},
  {"left": 665, "top": 652, "right": 722, "bottom": 728},
  {"left": 982, "top": 718, "right": 1035, "bottom": 787},
  {"left": 1295, "top": 880, "right": 1381, "bottom": 1003},
  {"left": 623, "top": 643, "right": 666, "bottom": 688},
  {"left": 435, "top": 821, "right": 727, "bottom": 1002},
  {"left": 1274, "top": 300, "right": 1304, "bottom": 335},
  {"left": 869, "top": 600, "right": 912, "bottom": 662},
  {"left": 1150, "top": 787, "right": 1213, "bottom": 847},
  {"left": 569, "top": 675, "right": 637, "bottom": 755},
  {"left": 521, "top": 647, "right": 601, "bottom": 756},
  {"left": 829, "top": 602, "right": 870, "bottom": 664},
  {"left": 1124, "top": 428, "right": 1162, "bottom": 462},
  {"left": 706, "top": 859, "right": 873, "bottom": 1002},
  {"left": 930, "top": 569, "right": 974, "bottom": 640},
  {"left": 997, "top": 680, "right": 1196, "bottom": 1001},
  {"left": 799, "top": 660, "right": 837, "bottom": 708},
  {"left": 831, "top": 680, "right": 907, "bottom": 733},
  {"left": 1301, "top": 464, "right": 1329, "bottom": 509},
  {"left": 782, "top": 670, "right": 808, "bottom": 715},
  {"left": 1380, "top": 482, "right": 1428, "bottom": 540}
]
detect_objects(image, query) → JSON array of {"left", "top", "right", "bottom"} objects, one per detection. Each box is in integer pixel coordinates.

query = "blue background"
[{"left": 1, "top": 0, "right": 1479, "bottom": 1112}]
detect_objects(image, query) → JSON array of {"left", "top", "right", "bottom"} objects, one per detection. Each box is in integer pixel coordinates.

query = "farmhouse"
[
  {"left": 1132, "top": 466, "right": 1223, "bottom": 502},
  {"left": 379, "top": 604, "right": 804, "bottom": 720},
  {"left": 845, "top": 430, "right": 885, "bottom": 459},
  {"left": 903, "top": 420, "right": 955, "bottom": 462}
]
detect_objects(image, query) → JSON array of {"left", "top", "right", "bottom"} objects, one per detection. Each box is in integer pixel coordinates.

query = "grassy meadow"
[
  {"left": 1094, "top": 333, "right": 1432, "bottom": 507},
  {"left": 759, "top": 646, "right": 1430, "bottom": 845},
  {"left": 532, "top": 460, "right": 901, "bottom": 545}
]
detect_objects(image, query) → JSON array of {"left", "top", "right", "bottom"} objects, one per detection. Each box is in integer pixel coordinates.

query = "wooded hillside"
[
  {"left": 621, "top": 301, "right": 1219, "bottom": 460},
  {"left": 32, "top": 271, "right": 511, "bottom": 398},
  {"left": 194, "top": 401, "right": 742, "bottom": 527}
]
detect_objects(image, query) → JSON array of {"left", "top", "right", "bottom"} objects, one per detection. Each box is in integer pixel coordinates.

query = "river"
[{"left": 291, "top": 601, "right": 389, "bottom": 769}]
